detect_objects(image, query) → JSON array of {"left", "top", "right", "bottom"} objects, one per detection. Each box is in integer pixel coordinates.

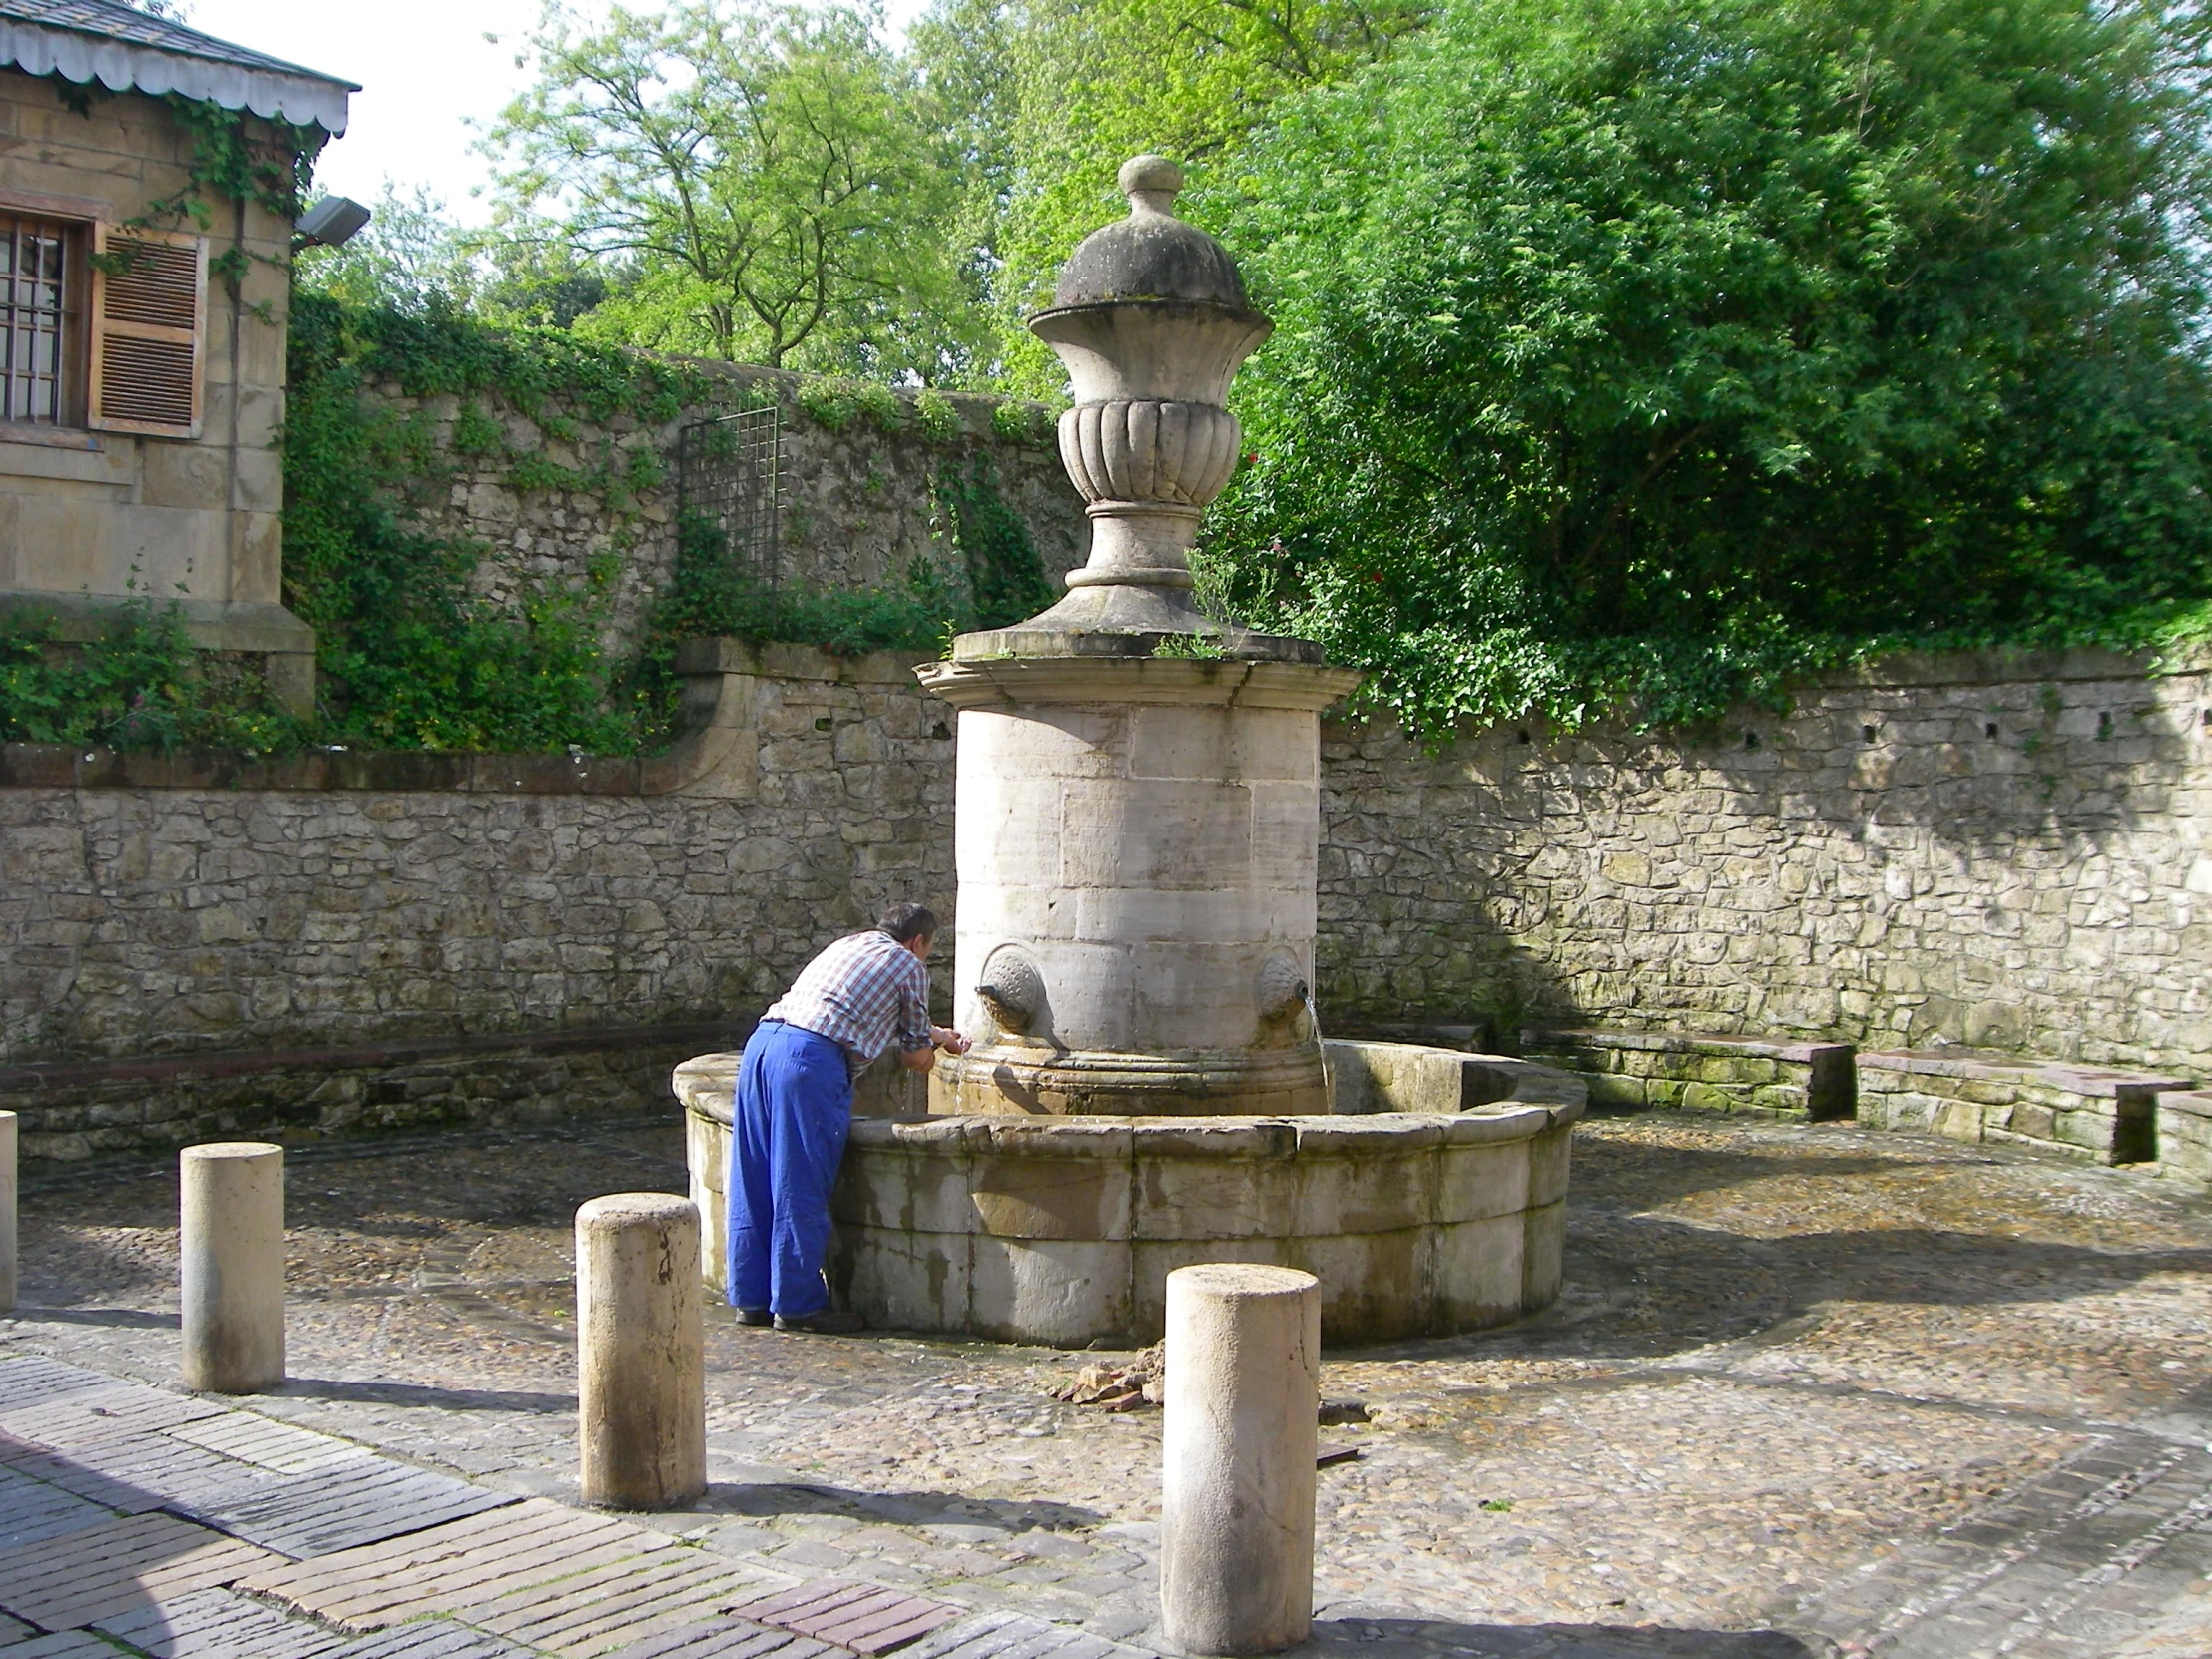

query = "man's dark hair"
[{"left": 880, "top": 903, "right": 938, "bottom": 944}]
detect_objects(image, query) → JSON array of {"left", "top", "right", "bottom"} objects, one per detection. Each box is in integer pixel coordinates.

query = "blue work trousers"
[{"left": 727, "top": 1020, "right": 853, "bottom": 1319}]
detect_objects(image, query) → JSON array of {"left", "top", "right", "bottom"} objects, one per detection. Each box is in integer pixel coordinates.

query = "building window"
[{"left": 0, "top": 214, "right": 77, "bottom": 426}]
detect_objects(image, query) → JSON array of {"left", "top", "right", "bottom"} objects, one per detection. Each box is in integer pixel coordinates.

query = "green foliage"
[
  {"left": 798, "top": 375, "right": 908, "bottom": 433},
  {"left": 1200, "top": 0, "right": 2212, "bottom": 735},
  {"left": 627, "top": 508, "right": 957, "bottom": 736},
  {"left": 0, "top": 603, "right": 306, "bottom": 753},
  {"left": 490, "top": 2, "right": 980, "bottom": 377},
  {"left": 282, "top": 296, "right": 648, "bottom": 753},
  {"left": 988, "top": 400, "right": 1055, "bottom": 445},
  {"left": 959, "top": 0, "right": 1428, "bottom": 391},
  {"left": 914, "top": 388, "right": 964, "bottom": 442},
  {"left": 1151, "top": 632, "right": 1227, "bottom": 659},
  {"left": 934, "top": 454, "right": 1057, "bottom": 626},
  {"left": 147, "top": 94, "right": 320, "bottom": 229},
  {"left": 276, "top": 296, "right": 1054, "bottom": 755}
]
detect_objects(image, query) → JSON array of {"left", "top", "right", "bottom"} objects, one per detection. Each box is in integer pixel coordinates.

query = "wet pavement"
[{"left": 5, "top": 1108, "right": 2210, "bottom": 1658}]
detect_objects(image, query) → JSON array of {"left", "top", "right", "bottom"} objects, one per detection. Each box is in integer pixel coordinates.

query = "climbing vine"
[
  {"left": 933, "top": 455, "right": 1056, "bottom": 629},
  {"left": 282, "top": 296, "right": 1057, "bottom": 755}
]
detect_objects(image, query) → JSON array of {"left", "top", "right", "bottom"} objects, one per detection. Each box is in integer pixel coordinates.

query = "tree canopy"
[
  {"left": 488, "top": 2, "right": 978, "bottom": 375},
  {"left": 1197, "top": 0, "right": 2212, "bottom": 730},
  {"left": 288, "top": 0, "right": 2212, "bottom": 734}
]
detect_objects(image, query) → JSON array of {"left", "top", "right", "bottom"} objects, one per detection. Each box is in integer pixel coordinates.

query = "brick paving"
[{"left": 2, "top": 1110, "right": 2209, "bottom": 1657}]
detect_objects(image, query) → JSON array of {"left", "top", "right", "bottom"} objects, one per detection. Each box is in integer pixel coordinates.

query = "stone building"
[{"left": 0, "top": 0, "right": 353, "bottom": 712}]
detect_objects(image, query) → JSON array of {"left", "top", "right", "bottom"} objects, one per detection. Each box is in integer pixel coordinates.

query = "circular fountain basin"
[{"left": 676, "top": 1039, "right": 1583, "bottom": 1348}]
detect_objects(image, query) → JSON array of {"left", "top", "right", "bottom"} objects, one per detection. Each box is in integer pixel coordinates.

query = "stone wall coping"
[
  {"left": 1526, "top": 1027, "right": 1854, "bottom": 1065},
  {"left": 1793, "top": 644, "right": 2209, "bottom": 690},
  {"left": 918, "top": 655, "right": 1365, "bottom": 714},
  {"left": 0, "top": 739, "right": 742, "bottom": 797},
  {"left": 674, "top": 637, "right": 937, "bottom": 684},
  {"left": 1859, "top": 1049, "right": 2193, "bottom": 1098},
  {"left": 8, "top": 1021, "right": 754, "bottom": 1094}
]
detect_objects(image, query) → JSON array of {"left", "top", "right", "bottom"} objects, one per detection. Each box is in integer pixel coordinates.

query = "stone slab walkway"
[{"left": 4, "top": 1109, "right": 2211, "bottom": 1657}]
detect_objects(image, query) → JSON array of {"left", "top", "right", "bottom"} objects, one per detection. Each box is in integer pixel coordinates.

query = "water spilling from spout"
[{"left": 1304, "top": 984, "right": 1334, "bottom": 1111}]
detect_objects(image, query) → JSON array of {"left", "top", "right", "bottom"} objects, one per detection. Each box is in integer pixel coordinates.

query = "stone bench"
[
  {"left": 1857, "top": 1050, "right": 2190, "bottom": 1166},
  {"left": 2154, "top": 1090, "right": 2212, "bottom": 1182},
  {"left": 1522, "top": 1028, "right": 1857, "bottom": 1121}
]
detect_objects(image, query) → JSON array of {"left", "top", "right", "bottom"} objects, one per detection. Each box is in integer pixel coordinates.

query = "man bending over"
[{"left": 728, "top": 902, "right": 969, "bottom": 1333}]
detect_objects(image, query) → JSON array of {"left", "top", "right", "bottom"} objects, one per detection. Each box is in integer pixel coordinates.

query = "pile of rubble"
[{"left": 1048, "top": 1343, "right": 1165, "bottom": 1411}]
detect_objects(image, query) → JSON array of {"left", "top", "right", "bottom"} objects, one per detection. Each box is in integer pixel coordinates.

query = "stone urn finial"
[{"left": 1021, "top": 154, "right": 1273, "bottom": 636}]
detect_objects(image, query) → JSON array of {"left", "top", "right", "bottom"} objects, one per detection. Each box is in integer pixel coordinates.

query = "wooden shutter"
[{"left": 88, "top": 226, "right": 204, "bottom": 438}]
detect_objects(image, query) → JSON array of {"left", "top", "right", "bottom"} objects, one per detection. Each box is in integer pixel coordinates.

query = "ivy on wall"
[{"left": 281, "top": 297, "right": 1058, "bottom": 755}]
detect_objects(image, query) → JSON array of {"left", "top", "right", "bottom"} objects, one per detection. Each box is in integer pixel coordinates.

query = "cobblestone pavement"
[{"left": 5, "top": 1109, "right": 2210, "bottom": 1658}]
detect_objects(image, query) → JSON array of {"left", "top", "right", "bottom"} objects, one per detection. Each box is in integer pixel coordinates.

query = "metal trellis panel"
[{"left": 677, "top": 405, "right": 783, "bottom": 582}]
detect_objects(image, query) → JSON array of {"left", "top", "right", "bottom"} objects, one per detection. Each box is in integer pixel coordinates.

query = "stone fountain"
[{"left": 678, "top": 157, "right": 1582, "bottom": 1347}]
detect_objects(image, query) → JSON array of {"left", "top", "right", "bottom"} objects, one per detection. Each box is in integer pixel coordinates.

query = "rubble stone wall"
[
  {"left": 1321, "top": 647, "right": 2212, "bottom": 1082},
  {"left": 365, "top": 367, "right": 1088, "bottom": 657},
  {"left": 4, "top": 642, "right": 2208, "bottom": 1161}
]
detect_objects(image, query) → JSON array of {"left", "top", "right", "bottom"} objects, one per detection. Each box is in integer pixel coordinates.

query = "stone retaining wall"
[
  {"left": 368, "top": 368, "right": 1087, "bottom": 660},
  {"left": 1323, "top": 647, "right": 2212, "bottom": 1080},
  {"left": 0, "top": 644, "right": 957, "bottom": 1161},
  {"left": 5, "top": 641, "right": 2209, "bottom": 1163}
]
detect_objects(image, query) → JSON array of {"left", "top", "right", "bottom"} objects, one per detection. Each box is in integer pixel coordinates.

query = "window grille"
[
  {"left": 0, "top": 215, "right": 71, "bottom": 425},
  {"left": 678, "top": 406, "right": 783, "bottom": 580}
]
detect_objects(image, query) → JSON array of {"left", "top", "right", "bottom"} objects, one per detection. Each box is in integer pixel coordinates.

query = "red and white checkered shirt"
[{"left": 767, "top": 930, "right": 932, "bottom": 1071}]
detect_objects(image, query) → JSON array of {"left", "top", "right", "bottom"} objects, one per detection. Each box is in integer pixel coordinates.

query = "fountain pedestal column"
[{"left": 920, "top": 652, "right": 1357, "bottom": 1117}]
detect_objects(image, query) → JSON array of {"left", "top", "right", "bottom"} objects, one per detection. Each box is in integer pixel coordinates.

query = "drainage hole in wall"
[
  {"left": 2097, "top": 711, "right": 2113, "bottom": 740},
  {"left": 1516, "top": 729, "right": 1531, "bottom": 745},
  {"left": 1985, "top": 722, "right": 1999, "bottom": 739},
  {"left": 1744, "top": 730, "right": 1760, "bottom": 750},
  {"left": 1862, "top": 724, "right": 1878, "bottom": 743},
  {"left": 815, "top": 717, "right": 833, "bottom": 732},
  {"left": 931, "top": 722, "right": 951, "bottom": 740}
]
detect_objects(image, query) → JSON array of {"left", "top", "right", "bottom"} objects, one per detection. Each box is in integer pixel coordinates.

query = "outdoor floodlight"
[{"left": 296, "top": 196, "right": 372, "bottom": 249}]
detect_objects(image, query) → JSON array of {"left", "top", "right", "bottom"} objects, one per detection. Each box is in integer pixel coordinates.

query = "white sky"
[{"left": 174, "top": 1, "right": 930, "bottom": 228}]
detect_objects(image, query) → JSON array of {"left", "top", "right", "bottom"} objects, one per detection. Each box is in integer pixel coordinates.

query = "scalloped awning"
[{"left": 0, "top": 2, "right": 352, "bottom": 135}]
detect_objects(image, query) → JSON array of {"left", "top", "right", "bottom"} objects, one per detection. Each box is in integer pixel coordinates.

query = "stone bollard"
[
  {"left": 1161, "top": 1263, "right": 1322, "bottom": 1656},
  {"left": 0, "top": 1111, "right": 16, "bottom": 1315},
  {"left": 180, "top": 1142, "right": 285, "bottom": 1392},
  {"left": 576, "top": 1193, "right": 706, "bottom": 1509}
]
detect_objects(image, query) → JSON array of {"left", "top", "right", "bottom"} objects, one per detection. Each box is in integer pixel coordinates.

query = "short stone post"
[
  {"left": 576, "top": 1193, "right": 706, "bottom": 1509},
  {"left": 180, "top": 1142, "right": 285, "bottom": 1392},
  {"left": 0, "top": 1111, "right": 17, "bottom": 1315},
  {"left": 1161, "top": 1263, "right": 1322, "bottom": 1656}
]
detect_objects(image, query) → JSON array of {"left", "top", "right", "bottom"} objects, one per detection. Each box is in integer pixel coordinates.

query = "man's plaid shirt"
[{"left": 766, "top": 930, "right": 931, "bottom": 1071}]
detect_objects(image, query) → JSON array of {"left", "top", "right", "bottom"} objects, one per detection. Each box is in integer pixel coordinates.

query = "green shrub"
[
  {"left": 0, "top": 603, "right": 307, "bottom": 754},
  {"left": 1205, "top": 0, "right": 2212, "bottom": 735},
  {"left": 913, "top": 387, "right": 963, "bottom": 443}
]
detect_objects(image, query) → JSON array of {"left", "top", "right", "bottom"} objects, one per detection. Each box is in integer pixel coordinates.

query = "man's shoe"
[
  {"left": 736, "top": 1307, "right": 773, "bottom": 1327},
  {"left": 773, "top": 1309, "right": 866, "bottom": 1335}
]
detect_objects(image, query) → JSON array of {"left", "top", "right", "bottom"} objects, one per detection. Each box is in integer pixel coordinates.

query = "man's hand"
[{"left": 931, "top": 1025, "right": 972, "bottom": 1056}]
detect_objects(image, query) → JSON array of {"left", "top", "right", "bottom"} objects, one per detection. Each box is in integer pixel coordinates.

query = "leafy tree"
[
  {"left": 1201, "top": 0, "right": 2212, "bottom": 733},
  {"left": 293, "top": 184, "right": 482, "bottom": 313},
  {"left": 488, "top": 1, "right": 978, "bottom": 376},
  {"left": 941, "top": 0, "right": 1425, "bottom": 389}
]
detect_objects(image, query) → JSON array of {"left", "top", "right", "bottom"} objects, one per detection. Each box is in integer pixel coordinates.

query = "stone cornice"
[{"left": 916, "top": 655, "right": 1363, "bottom": 713}]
